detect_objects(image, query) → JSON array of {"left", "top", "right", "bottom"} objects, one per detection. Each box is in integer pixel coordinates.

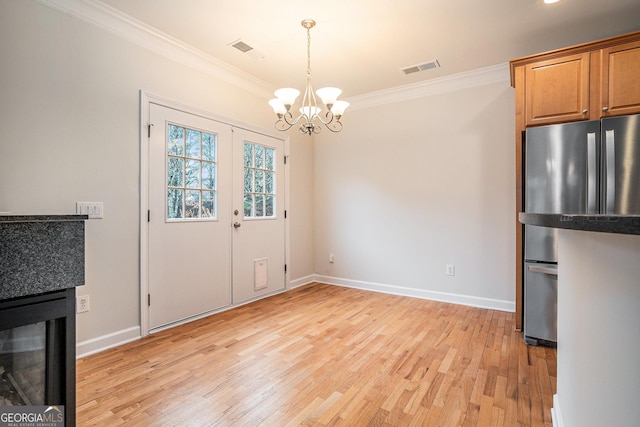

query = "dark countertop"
[
  {"left": 519, "top": 213, "right": 640, "bottom": 236},
  {"left": 0, "top": 214, "right": 88, "bottom": 223},
  {"left": 1, "top": 215, "right": 88, "bottom": 300}
]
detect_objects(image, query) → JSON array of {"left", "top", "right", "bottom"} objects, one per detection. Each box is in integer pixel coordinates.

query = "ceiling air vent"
[
  {"left": 229, "top": 39, "right": 265, "bottom": 59},
  {"left": 401, "top": 59, "right": 440, "bottom": 75}
]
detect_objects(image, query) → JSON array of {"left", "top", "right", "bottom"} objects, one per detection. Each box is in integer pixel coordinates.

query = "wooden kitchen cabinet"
[
  {"left": 514, "top": 34, "right": 640, "bottom": 128},
  {"left": 600, "top": 40, "right": 640, "bottom": 117},
  {"left": 525, "top": 53, "right": 590, "bottom": 126}
]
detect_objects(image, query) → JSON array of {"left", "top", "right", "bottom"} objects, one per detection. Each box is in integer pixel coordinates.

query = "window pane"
[
  {"left": 255, "top": 145, "right": 264, "bottom": 168},
  {"left": 186, "top": 129, "right": 201, "bottom": 158},
  {"left": 167, "top": 157, "right": 184, "bottom": 187},
  {"left": 167, "top": 189, "right": 184, "bottom": 219},
  {"left": 255, "top": 170, "right": 264, "bottom": 193},
  {"left": 202, "top": 162, "right": 215, "bottom": 190},
  {"left": 185, "top": 190, "right": 200, "bottom": 218},
  {"left": 244, "top": 168, "right": 253, "bottom": 192},
  {"left": 202, "top": 191, "right": 216, "bottom": 218},
  {"left": 244, "top": 143, "right": 253, "bottom": 167},
  {"left": 265, "top": 148, "right": 274, "bottom": 170},
  {"left": 202, "top": 133, "right": 216, "bottom": 161},
  {"left": 255, "top": 194, "right": 264, "bottom": 217},
  {"left": 168, "top": 125, "right": 184, "bottom": 156},
  {"left": 265, "top": 171, "right": 274, "bottom": 194},
  {"left": 244, "top": 193, "right": 254, "bottom": 217},
  {"left": 265, "top": 195, "right": 274, "bottom": 217},
  {"left": 185, "top": 159, "right": 200, "bottom": 189}
]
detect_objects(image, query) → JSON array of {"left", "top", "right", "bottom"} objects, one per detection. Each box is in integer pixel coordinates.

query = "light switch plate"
[{"left": 76, "top": 202, "right": 103, "bottom": 219}]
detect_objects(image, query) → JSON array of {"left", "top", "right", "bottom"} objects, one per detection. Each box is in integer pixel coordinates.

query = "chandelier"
[{"left": 269, "top": 19, "right": 349, "bottom": 135}]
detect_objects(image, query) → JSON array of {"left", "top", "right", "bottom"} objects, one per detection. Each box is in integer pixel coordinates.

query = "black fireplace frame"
[{"left": 0, "top": 288, "right": 75, "bottom": 427}]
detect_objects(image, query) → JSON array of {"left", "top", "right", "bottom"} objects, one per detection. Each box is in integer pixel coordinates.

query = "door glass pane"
[
  {"left": 255, "top": 145, "right": 264, "bottom": 168},
  {"left": 243, "top": 141, "right": 276, "bottom": 219},
  {"left": 265, "top": 148, "right": 274, "bottom": 170},
  {"left": 202, "top": 163, "right": 215, "bottom": 190},
  {"left": 186, "top": 129, "right": 201, "bottom": 158},
  {"left": 185, "top": 190, "right": 200, "bottom": 218},
  {"left": 202, "top": 133, "right": 216, "bottom": 161},
  {"left": 244, "top": 193, "right": 254, "bottom": 217},
  {"left": 166, "top": 123, "right": 217, "bottom": 221},
  {"left": 167, "top": 189, "right": 184, "bottom": 219},
  {"left": 202, "top": 191, "right": 215, "bottom": 218},
  {"left": 168, "top": 125, "right": 184, "bottom": 156},
  {"left": 243, "top": 143, "right": 253, "bottom": 167}
]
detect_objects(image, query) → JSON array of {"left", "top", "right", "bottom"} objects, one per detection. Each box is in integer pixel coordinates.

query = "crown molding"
[
  {"left": 35, "top": 0, "right": 509, "bottom": 110},
  {"left": 35, "top": 0, "right": 274, "bottom": 99},
  {"left": 346, "top": 63, "right": 510, "bottom": 111}
]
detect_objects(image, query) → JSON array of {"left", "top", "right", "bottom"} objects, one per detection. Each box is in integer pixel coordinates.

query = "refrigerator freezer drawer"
[{"left": 524, "top": 262, "right": 558, "bottom": 345}]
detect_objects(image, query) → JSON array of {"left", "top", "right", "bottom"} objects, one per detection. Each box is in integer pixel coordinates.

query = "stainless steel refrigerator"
[{"left": 523, "top": 113, "right": 640, "bottom": 345}]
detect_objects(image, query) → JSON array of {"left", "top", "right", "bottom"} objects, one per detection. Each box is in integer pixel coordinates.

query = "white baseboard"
[
  {"left": 314, "top": 275, "right": 515, "bottom": 312},
  {"left": 551, "top": 394, "right": 564, "bottom": 427},
  {"left": 76, "top": 326, "right": 141, "bottom": 359},
  {"left": 289, "top": 274, "right": 316, "bottom": 289},
  {"left": 76, "top": 275, "right": 513, "bottom": 357}
]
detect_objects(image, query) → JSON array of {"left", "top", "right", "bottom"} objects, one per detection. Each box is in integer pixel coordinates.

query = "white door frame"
[{"left": 139, "top": 91, "right": 290, "bottom": 337}]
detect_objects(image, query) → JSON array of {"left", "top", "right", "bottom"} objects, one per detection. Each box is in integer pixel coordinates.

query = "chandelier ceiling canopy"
[{"left": 268, "top": 19, "right": 349, "bottom": 136}]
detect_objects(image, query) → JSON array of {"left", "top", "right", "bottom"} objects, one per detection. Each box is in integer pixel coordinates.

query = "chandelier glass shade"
[{"left": 269, "top": 19, "right": 349, "bottom": 135}]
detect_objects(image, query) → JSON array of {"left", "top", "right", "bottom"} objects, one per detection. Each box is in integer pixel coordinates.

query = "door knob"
[{"left": 233, "top": 222, "right": 241, "bottom": 228}]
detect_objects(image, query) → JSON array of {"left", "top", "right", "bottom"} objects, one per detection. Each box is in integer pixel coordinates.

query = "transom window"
[
  {"left": 166, "top": 123, "right": 217, "bottom": 220},
  {"left": 243, "top": 142, "right": 276, "bottom": 218}
]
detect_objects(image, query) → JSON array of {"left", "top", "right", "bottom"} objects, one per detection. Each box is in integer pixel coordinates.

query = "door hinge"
[
  {"left": 284, "top": 155, "right": 288, "bottom": 165},
  {"left": 147, "top": 210, "right": 150, "bottom": 222},
  {"left": 148, "top": 123, "right": 153, "bottom": 137},
  {"left": 284, "top": 264, "right": 287, "bottom": 274},
  {"left": 284, "top": 210, "right": 287, "bottom": 219},
  {"left": 147, "top": 293, "right": 151, "bottom": 306}
]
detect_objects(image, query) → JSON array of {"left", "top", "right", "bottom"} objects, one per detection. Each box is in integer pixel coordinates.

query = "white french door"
[
  {"left": 145, "top": 100, "right": 287, "bottom": 332},
  {"left": 232, "top": 128, "right": 286, "bottom": 304},
  {"left": 148, "top": 104, "right": 233, "bottom": 330}
]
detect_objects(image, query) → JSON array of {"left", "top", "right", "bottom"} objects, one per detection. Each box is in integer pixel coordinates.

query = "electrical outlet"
[
  {"left": 77, "top": 295, "right": 90, "bottom": 313},
  {"left": 329, "top": 253, "right": 335, "bottom": 263},
  {"left": 446, "top": 264, "right": 455, "bottom": 276}
]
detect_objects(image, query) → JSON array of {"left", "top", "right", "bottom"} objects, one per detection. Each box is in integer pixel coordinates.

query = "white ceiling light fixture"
[
  {"left": 543, "top": 0, "right": 563, "bottom": 4},
  {"left": 269, "top": 19, "right": 349, "bottom": 135}
]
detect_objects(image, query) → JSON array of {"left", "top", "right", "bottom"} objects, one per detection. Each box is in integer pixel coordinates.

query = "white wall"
[
  {"left": 556, "top": 230, "right": 640, "bottom": 427},
  {"left": 314, "top": 79, "right": 516, "bottom": 309},
  {"left": 0, "top": 1, "right": 315, "bottom": 347}
]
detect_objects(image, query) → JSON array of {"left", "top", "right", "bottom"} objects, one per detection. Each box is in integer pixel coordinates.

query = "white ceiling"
[{"left": 99, "top": 0, "right": 640, "bottom": 98}]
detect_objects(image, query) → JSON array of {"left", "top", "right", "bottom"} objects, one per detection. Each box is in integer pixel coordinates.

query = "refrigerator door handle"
[
  {"left": 587, "top": 132, "right": 597, "bottom": 213},
  {"left": 604, "top": 129, "right": 616, "bottom": 213},
  {"left": 527, "top": 265, "right": 558, "bottom": 276}
]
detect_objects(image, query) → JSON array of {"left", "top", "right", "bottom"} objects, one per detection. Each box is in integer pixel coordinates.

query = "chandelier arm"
[
  {"left": 324, "top": 120, "right": 344, "bottom": 133},
  {"left": 314, "top": 110, "right": 336, "bottom": 126}
]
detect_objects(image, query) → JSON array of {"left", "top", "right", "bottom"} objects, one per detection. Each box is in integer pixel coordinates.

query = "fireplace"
[{"left": 1, "top": 215, "right": 86, "bottom": 427}]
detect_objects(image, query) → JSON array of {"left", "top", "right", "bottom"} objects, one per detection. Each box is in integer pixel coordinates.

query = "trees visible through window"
[
  {"left": 243, "top": 142, "right": 276, "bottom": 218},
  {"left": 166, "top": 124, "right": 217, "bottom": 220}
]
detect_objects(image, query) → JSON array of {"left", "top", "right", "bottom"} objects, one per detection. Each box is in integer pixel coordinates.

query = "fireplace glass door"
[{"left": 0, "top": 292, "right": 69, "bottom": 410}]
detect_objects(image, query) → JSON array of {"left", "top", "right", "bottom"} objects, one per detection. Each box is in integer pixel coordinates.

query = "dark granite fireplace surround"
[{"left": 0, "top": 215, "right": 87, "bottom": 427}]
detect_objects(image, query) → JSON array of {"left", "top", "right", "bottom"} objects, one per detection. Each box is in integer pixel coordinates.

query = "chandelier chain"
[{"left": 306, "top": 26, "right": 312, "bottom": 75}]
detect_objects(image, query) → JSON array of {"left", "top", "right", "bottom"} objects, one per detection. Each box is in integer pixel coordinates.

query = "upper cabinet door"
[
  {"left": 524, "top": 53, "right": 591, "bottom": 126},
  {"left": 601, "top": 40, "right": 640, "bottom": 117}
]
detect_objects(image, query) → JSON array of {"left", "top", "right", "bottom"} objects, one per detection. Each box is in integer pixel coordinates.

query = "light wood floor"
[{"left": 76, "top": 283, "right": 556, "bottom": 426}]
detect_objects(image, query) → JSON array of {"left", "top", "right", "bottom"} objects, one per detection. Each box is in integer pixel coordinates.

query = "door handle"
[
  {"left": 528, "top": 265, "right": 558, "bottom": 276},
  {"left": 587, "top": 132, "right": 597, "bottom": 213},
  {"left": 605, "top": 129, "right": 616, "bottom": 213},
  {"left": 233, "top": 222, "right": 241, "bottom": 229}
]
